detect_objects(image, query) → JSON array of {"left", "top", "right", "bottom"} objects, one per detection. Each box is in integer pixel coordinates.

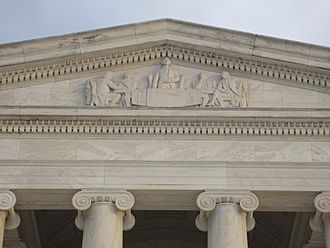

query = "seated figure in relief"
[
  {"left": 85, "top": 71, "right": 124, "bottom": 106},
  {"left": 194, "top": 72, "right": 216, "bottom": 107},
  {"left": 149, "top": 57, "right": 184, "bottom": 89},
  {"left": 207, "top": 71, "right": 243, "bottom": 107},
  {"left": 118, "top": 72, "right": 138, "bottom": 107}
]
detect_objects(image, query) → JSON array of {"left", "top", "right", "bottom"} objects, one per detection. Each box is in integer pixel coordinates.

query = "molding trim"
[
  {"left": 0, "top": 118, "right": 329, "bottom": 138},
  {"left": 0, "top": 42, "right": 329, "bottom": 93}
]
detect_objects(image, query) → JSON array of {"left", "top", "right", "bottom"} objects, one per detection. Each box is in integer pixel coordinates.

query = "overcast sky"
[{"left": 0, "top": 0, "right": 329, "bottom": 47}]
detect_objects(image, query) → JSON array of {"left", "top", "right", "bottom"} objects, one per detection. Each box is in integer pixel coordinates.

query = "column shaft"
[
  {"left": 323, "top": 213, "right": 330, "bottom": 248},
  {"left": 0, "top": 211, "right": 8, "bottom": 248},
  {"left": 208, "top": 203, "right": 247, "bottom": 248},
  {"left": 82, "top": 203, "right": 124, "bottom": 248}
]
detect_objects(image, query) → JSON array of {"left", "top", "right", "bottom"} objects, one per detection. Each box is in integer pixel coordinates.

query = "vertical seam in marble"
[
  {"left": 309, "top": 141, "right": 313, "bottom": 163},
  {"left": 132, "top": 24, "right": 138, "bottom": 47},
  {"left": 103, "top": 160, "right": 106, "bottom": 187},
  {"left": 21, "top": 42, "right": 27, "bottom": 64},
  {"left": 76, "top": 33, "right": 82, "bottom": 55},
  {"left": 251, "top": 34, "right": 257, "bottom": 56},
  {"left": 225, "top": 162, "right": 228, "bottom": 188},
  {"left": 306, "top": 44, "right": 313, "bottom": 67}
]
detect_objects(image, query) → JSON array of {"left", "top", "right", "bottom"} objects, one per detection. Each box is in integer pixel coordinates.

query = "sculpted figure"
[
  {"left": 207, "top": 71, "right": 241, "bottom": 107},
  {"left": 118, "top": 72, "right": 138, "bottom": 107},
  {"left": 85, "top": 71, "right": 124, "bottom": 106},
  {"left": 149, "top": 57, "right": 184, "bottom": 89},
  {"left": 238, "top": 81, "right": 249, "bottom": 107},
  {"left": 194, "top": 72, "right": 215, "bottom": 107}
]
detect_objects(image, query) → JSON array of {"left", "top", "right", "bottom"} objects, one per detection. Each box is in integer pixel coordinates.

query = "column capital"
[
  {"left": 310, "top": 192, "right": 330, "bottom": 232},
  {"left": 0, "top": 190, "right": 20, "bottom": 230},
  {"left": 196, "top": 190, "right": 259, "bottom": 212},
  {"left": 72, "top": 189, "right": 135, "bottom": 231},
  {"left": 314, "top": 192, "right": 330, "bottom": 214},
  {"left": 0, "top": 191, "right": 16, "bottom": 211},
  {"left": 72, "top": 189, "right": 135, "bottom": 211},
  {"left": 196, "top": 190, "right": 259, "bottom": 232}
]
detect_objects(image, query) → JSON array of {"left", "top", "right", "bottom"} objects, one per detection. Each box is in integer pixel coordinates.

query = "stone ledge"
[
  {"left": 0, "top": 19, "right": 329, "bottom": 70},
  {"left": 0, "top": 106, "right": 330, "bottom": 118}
]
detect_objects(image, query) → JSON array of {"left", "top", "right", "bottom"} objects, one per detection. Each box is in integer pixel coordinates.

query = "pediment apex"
[{"left": 0, "top": 18, "right": 329, "bottom": 70}]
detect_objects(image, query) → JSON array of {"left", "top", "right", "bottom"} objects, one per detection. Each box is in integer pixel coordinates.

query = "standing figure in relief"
[
  {"left": 85, "top": 71, "right": 123, "bottom": 106},
  {"left": 118, "top": 72, "right": 138, "bottom": 107},
  {"left": 207, "top": 71, "right": 241, "bottom": 107},
  {"left": 149, "top": 57, "right": 184, "bottom": 89},
  {"left": 238, "top": 81, "right": 249, "bottom": 107},
  {"left": 194, "top": 72, "right": 215, "bottom": 107}
]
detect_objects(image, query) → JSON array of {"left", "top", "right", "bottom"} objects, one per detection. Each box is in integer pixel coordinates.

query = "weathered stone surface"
[{"left": 0, "top": 18, "right": 329, "bottom": 247}]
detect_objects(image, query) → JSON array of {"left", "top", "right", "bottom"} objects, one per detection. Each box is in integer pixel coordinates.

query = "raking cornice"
[{"left": 0, "top": 19, "right": 329, "bottom": 93}]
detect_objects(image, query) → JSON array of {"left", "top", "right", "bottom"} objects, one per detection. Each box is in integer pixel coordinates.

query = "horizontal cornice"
[
  {"left": 0, "top": 107, "right": 329, "bottom": 138},
  {"left": 0, "top": 41, "right": 329, "bottom": 94}
]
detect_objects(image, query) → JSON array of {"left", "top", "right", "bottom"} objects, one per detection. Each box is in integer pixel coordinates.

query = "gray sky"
[{"left": 0, "top": 0, "right": 330, "bottom": 46}]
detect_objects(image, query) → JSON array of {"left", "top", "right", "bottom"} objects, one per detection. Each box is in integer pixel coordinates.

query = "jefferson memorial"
[{"left": 0, "top": 19, "right": 329, "bottom": 248}]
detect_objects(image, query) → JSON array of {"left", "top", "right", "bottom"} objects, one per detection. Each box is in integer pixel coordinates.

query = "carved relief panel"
[{"left": 84, "top": 57, "right": 249, "bottom": 108}]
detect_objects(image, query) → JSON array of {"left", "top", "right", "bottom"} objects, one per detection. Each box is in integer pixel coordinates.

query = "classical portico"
[{"left": 0, "top": 19, "right": 329, "bottom": 247}]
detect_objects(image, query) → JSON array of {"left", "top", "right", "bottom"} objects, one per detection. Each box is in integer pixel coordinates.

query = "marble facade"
[{"left": 0, "top": 19, "right": 329, "bottom": 247}]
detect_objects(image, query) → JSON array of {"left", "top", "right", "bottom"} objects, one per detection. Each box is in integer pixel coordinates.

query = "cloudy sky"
[{"left": 1, "top": 0, "right": 329, "bottom": 46}]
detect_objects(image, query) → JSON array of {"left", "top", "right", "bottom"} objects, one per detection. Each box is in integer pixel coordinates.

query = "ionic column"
[
  {"left": 72, "top": 189, "right": 135, "bottom": 248},
  {"left": 0, "top": 191, "right": 21, "bottom": 248},
  {"left": 310, "top": 192, "right": 330, "bottom": 248},
  {"left": 195, "top": 191, "right": 259, "bottom": 248}
]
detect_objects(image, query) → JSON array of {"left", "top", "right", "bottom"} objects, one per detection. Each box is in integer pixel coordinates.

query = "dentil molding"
[
  {"left": 0, "top": 42, "right": 329, "bottom": 93},
  {"left": 0, "top": 118, "right": 329, "bottom": 138}
]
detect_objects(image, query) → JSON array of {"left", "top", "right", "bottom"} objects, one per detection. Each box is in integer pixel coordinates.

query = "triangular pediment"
[{"left": 0, "top": 19, "right": 329, "bottom": 109}]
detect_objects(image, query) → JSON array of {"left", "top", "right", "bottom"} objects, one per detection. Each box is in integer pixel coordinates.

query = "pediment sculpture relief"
[{"left": 84, "top": 57, "right": 248, "bottom": 108}]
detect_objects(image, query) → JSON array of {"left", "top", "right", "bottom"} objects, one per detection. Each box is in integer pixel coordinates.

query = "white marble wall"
[
  {"left": 0, "top": 138, "right": 329, "bottom": 190},
  {"left": 2, "top": 138, "right": 330, "bottom": 163},
  {"left": 0, "top": 65, "right": 329, "bottom": 108}
]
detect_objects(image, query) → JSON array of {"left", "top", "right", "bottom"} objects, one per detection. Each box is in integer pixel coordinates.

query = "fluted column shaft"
[
  {"left": 0, "top": 211, "right": 7, "bottom": 247},
  {"left": 0, "top": 191, "right": 21, "bottom": 248},
  {"left": 324, "top": 213, "right": 330, "bottom": 247},
  {"left": 196, "top": 191, "right": 259, "bottom": 248},
  {"left": 310, "top": 192, "right": 330, "bottom": 248},
  {"left": 72, "top": 190, "right": 135, "bottom": 248}
]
